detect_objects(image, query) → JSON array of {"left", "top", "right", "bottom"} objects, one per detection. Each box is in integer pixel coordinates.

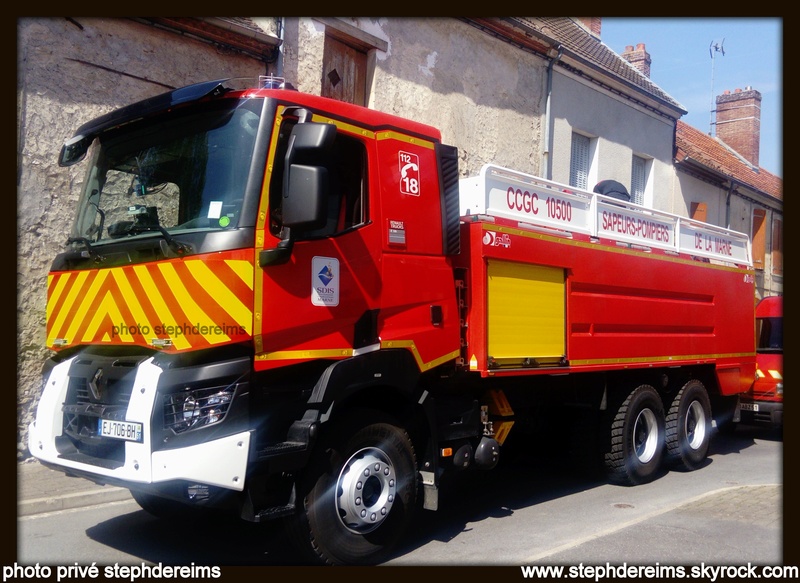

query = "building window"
[
  {"left": 570, "top": 133, "right": 591, "bottom": 189},
  {"left": 771, "top": 214, "right": 783, "bottom": 277},
  {"left": 630, "top": 155, "right": 648, "bottom": 206},
  {"left": 752, "top": 208, "right": 766, "bottom": 271}
]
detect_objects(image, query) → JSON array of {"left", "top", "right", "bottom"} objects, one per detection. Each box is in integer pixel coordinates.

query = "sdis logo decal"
[{"left": 312, "top": 256, "right": 339, "bottom": 306}]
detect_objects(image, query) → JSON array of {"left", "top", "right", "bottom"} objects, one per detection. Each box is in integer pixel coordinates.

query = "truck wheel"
[
  {"left": 605, "top": 384, "right": 665, "bottom": 485},
  {"left": 665, "top": 379, "right": 711, "bottom": 471},
  {"left": 286, "top": 414, "right": 418, "bottom": 565}
]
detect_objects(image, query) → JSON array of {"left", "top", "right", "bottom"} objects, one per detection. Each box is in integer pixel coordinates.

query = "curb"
[{"left": 18, "top": 487, "right": 132, "bottom": 517}]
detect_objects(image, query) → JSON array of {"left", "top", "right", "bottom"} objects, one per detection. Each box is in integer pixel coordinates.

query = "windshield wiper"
[
  {"left": 66, "top": 237, "right": 105, "bottom": 263},
  {"left": 128, "top": 224, "right": 192, "bottom": 256}
]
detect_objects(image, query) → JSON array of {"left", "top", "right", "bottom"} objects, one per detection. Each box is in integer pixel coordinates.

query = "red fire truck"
[
  {"left": 28, "top": 77, "right": 756, "bottom": 565},
  {"left": 740, "top": 296, "right": 783, "bottom": 427}
]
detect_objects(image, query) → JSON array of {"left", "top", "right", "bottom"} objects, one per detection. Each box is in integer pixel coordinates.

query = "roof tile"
[{"left": 676, "top": 120, "right": 782, "bottom": 201}]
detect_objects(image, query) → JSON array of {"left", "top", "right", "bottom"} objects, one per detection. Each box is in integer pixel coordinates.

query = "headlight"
[
  {"left": 164, "top": 384, "right": 235, "bottom": 433},
  {"left": 776, "top": 382, "right": 783, "bottom": 396}
]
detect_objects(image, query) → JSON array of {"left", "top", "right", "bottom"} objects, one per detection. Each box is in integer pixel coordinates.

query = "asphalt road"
[{"left": 16, "top": 423, "right": 788, "bottom": 572}]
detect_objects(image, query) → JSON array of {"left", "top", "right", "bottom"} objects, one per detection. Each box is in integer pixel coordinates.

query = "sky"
[{"left": 600, "top": 17, "right": 782, "bottom": 178}]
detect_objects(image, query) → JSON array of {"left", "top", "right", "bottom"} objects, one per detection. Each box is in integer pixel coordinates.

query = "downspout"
[
  {"left": 276, "top": 17, "right": 285, "bottom": 77},
  {"left": 543, "top": 45, "right": 563, "bottom": 180},
  {"left": 726, "top": 179, "right": 737, "bottom": 229}
]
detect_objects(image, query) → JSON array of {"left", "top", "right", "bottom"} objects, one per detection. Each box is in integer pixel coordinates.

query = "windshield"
[
  {"left": 756, "top": 316, "right": 782, "bottom": 353},
  {"left": 71, "top": 98, "right": 262, "bottom": 244}
]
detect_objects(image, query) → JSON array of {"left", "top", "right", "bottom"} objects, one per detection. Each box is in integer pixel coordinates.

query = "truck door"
[{"left": 254, "top": 111, "right": 381, "bottom": 368}]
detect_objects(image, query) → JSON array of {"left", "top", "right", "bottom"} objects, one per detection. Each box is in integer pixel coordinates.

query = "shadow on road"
[
  {"left": 85, "top": 420, "right": 782, "bottom": 566},
  {"left": 86, "top": 509, "right": 306, "bottom": 566}
]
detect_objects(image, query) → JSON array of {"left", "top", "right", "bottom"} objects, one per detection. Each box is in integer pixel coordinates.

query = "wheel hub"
[
  {"left": 335, "top": 447, "right": 396, "bottom": 534},
  {"left": 633, "top": 408, "right": 658, "bottom": 463},
  {"left": 685, "top": 400, "right": 707, "bottom": 450}
]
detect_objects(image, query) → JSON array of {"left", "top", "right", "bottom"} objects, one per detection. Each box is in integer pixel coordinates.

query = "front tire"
[
  {"left": 605, "top": 384, "right": 665, "bottom": 485},
  {"left": 286, "top": 414, "right": 418, "bottom": 565},
  {"left": 665, "top": 379, "right": 711, "bottom": 470}
]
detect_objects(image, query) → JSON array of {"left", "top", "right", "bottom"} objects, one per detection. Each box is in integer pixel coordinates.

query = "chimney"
[
  {"left": 715, "top": 87, "right": 762, "bottom": 167},
  {"left": 577, "top": 17, "right": 602, "bottom": 37},
  {"left": 621, "top": 43, "right": 651, "bottom": 78}
]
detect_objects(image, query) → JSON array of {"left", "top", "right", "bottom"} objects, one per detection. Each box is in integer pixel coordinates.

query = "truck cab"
[{"left": 740, "top": 296, "right": 783, "bottom": 427}]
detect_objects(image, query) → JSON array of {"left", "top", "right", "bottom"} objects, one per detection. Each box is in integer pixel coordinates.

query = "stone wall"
[{"left": 16, "top": 17, "right": 270, "bottom": 458}]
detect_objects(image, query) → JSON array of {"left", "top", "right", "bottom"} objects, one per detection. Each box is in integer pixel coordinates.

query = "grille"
[{"left": 61, "top": 357, "right": 141, "bottom": 463}]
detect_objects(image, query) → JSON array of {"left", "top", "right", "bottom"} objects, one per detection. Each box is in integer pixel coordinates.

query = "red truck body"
[{"left": 30, "top": 78, "right": 757, "bottom": 564}]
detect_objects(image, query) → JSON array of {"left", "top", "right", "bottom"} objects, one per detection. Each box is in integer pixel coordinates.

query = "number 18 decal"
[{"left": 399, "top": 151, "right": 420, "bottom": 196}]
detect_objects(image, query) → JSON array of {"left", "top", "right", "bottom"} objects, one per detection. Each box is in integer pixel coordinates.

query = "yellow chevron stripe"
[
  {"left": 82, "top": 291, "right": 129, "bottom": 342},
  {"left": 225, "top": 259, "right": 254, "bottom": 290},
  {"left": 132, "top": 265, "right": 192, "bottom": 350},
  {"left": 112, "top": 268, "right": 156, "bottom": 340},
  {"left": 49, "top": 270, "right": 89, "bottom": 340},
  {"left": 47, "top": 273, "right": 71, "bottom": 323},
  {"left": 185, "top": 260, "right": 252, "bottom": 333},
  {"left": 158, "top": 263, "right": 229, "bottom": 345},
  {"left": 64, "top": 270, "right": 109, "bottom": 343}
]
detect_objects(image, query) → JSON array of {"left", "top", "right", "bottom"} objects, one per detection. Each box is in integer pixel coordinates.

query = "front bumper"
[
  {"left": 739, "top": 398, "right": 783, "bottom": 426},
  {"left": 28, "top": 353, "right": 250, "bottom": 491}
]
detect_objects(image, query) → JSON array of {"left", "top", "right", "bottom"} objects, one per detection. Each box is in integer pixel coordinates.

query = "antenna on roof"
[{"left": 709, "top": 38, "right": 725, "bottom": 135}]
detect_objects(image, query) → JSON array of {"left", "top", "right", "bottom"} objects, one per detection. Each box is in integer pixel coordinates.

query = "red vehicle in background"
[{"left": 740, "top": 296, "right": 783, "bottom": 427}]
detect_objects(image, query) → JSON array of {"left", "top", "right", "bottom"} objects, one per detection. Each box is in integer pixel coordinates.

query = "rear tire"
[
  {"left": 286, "top": 413, "right": 418, "bottom": 565},
  {"left": 665, "top": 380, "right": 711, "bottom": 470},
  {"left": 605, "top": 384, "right": 665, "bottom": 485}
]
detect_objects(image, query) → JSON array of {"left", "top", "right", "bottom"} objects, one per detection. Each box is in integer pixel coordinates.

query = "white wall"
[
  {"left": 283, "top": 17, "right": 548, "bottom": 180},
  {"left": 550, "top": 69, "right": 674, "bottom": 203}
]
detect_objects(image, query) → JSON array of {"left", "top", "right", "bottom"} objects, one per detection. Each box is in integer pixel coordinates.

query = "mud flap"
[{"left": 420, "top": 470, "right": 438, "bottom": 510}]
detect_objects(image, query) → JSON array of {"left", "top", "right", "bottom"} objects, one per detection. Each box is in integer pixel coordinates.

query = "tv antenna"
[{"left": 709, "top": 38, "right": 725, "bottom": 135}]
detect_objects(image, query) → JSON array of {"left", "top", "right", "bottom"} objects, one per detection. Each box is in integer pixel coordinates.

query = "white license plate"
[
  {"left": 98, "top": 419, "right": 143, "bottom": 442},
  {"left": 741, "top": 403, "right": 759, "bottom": 412}
]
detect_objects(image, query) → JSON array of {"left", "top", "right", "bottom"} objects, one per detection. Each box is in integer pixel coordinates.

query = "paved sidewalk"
[{"left": 17, "top": 457, "right": 132, "bottom": 517}]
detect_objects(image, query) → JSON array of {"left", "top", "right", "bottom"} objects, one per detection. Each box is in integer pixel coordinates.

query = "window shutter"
[
  {"left": 752, "top": 208, "right": 766, "bottom": 270},
  {"left": 570, "top": 133, "right": 590, "bottom": 189},
  {"left": 690, "top": 202, "right": 708, "bottom": 222},
  {"left": 771, "top": 215, "right": 783, "bottom": 276},
  {"left": 631, "top": 156, "right": 646, "bottom": 205}
]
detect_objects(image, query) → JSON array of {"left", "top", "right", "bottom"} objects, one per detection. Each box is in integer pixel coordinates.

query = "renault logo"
[{"left": 89, "top": 368, "right": 105, "bottom": 401}]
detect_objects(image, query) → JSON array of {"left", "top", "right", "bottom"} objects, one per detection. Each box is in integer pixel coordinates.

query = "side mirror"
[
  {"left": 283, "top": 165, "right": 328, "bottom": 230},
  {"left": 59, "top": 134, "right": 92, "bottom": 167},
  {"left": 281, "top": 122, "right": 336, "bottom": 230},
  {"left": 260, "top": 120, "right": 336, "bottom": 269}
]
